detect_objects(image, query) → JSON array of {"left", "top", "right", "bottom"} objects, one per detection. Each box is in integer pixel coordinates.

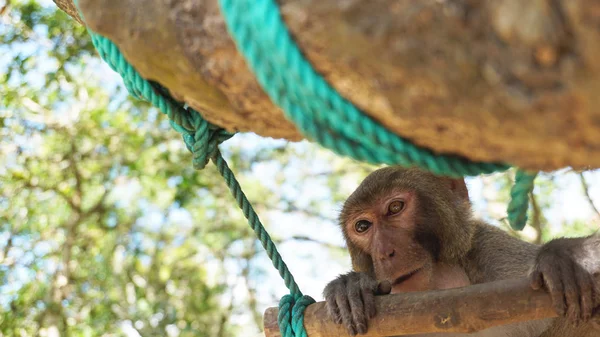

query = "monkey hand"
[
  {"left": 530, "top": 237, "right": 600, "bottom": 326},
  {"left": 323, "top": 272, "right": 391, "bottom": 335}
]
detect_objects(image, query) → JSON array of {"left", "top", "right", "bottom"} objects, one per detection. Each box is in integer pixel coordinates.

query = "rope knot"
[
  {"left": 191, "top": 125, "right": 233, "bottom": 169},
  {"left": 277, "top": 294, "right": 315, "bottom": 337},
  {"left": 77, "top": 7, "right": 312, "bottom": 337},
  {"left": 165, "top": 104, "right": 233, "bottom": 170}
]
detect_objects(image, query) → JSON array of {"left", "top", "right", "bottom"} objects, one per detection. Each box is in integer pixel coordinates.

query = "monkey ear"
[{"left": 446, "top": 178, "right": 469, "bottom": 201}]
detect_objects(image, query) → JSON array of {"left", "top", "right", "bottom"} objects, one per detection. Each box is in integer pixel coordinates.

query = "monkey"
[{"left": 323, "top": 167, "right": 600, "bottom": 337}]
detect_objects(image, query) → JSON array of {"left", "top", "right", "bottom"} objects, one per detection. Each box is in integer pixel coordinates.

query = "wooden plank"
[{"left": 263, "top": 278, "right": 557, "bottom": 337}]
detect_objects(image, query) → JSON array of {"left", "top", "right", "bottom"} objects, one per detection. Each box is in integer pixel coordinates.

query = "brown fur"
[
  {"left": 340, "top": 167, "right": 475, "bottom": 272},
  {"left": 326, "top": 166, "right": 600, "bottom": 337}
]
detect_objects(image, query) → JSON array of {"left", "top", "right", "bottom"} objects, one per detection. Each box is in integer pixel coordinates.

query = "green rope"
[
  {"left": 217, "top": 0, "right": 535, "bottom": 230},
  {"left": 211, "top": 151, "right": 302, "bottom": 295},
  {"left": 73, "top": 3, "right": 314, "bottom": 337},
  {"left": 507, "top": 171, "right": 538, "bottom": 231},
  {"left": 217, "top": 0, "right": 509, "bottom": 178}
]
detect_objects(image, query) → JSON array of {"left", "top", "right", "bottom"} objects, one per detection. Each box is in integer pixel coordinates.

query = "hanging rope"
[
  {"left": 73, "top": 3, "right": 314, "bottom": 337},
  {"left": 507, "top": 171, "right": 538, "bottom": 231}
]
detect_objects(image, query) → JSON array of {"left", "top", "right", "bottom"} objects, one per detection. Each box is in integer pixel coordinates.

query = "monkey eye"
[
  {"left": 354, "top": 220, "right": 372, "bottom": 233},
  {"left": 388, "top": 200, "right": 405, "bottom": 215}
]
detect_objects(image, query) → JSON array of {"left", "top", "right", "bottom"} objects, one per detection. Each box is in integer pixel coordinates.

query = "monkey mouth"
[{"left": 392, "top": 268, "right": 423, "bottom": 285}]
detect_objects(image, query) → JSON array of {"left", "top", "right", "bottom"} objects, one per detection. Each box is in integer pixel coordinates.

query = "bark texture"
[
  {"left": 263, "top": 278, "right": 558, "bottom": 337},
  {"left": 54, "top": 0, "right": 600, "bottom": 171}
]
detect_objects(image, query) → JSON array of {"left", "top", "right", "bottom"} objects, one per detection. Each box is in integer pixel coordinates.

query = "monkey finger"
[
  {"left": 376, "top": 280, "right": 392, "bottom": 295},
  {"left": 335, "top": 292, "right": 357, "bottom": 335},
  {"left": 325, "top": 292, "right": 342, "bottom": 325},
  {"left": 593, "top": 273, "right": 600, "bottom": 304},
  {"left": 348, "top": 286, "right": 368, "bottom": 335},
  {"left": 530, "top": 269, "right": 544, "bottom": 290},
  {"left": 542, "top": 267, "right": 567, "bottom": 317},
  {"left": 361, "top": 288, "right": 377, "bottom": 319},
  {"left": 560, "top": 265, "right": 582, "bottom": 325},
  {"left": 574, "top": 266, "right": 594, "bottom": 322},
  {"left": 592, "top": 308, "right": 600, "bottom": 330}
]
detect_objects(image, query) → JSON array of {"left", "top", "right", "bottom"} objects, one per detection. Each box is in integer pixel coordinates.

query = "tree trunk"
[{"left": 54, "top": 0, "right": 600, "bottom": 171}]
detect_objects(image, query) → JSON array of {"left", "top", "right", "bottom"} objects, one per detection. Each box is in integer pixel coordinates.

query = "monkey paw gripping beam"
[{"left": 263, "top": 278, "right": 559, "bottom": 337}]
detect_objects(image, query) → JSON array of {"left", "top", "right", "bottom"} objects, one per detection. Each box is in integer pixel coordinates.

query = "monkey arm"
[
  {"left": 461, "top": 222, "right": 540, "bottom": 283},
  {"left": 534, "top": 234, "right": 600, "bottom": 275},
  {"left": 263, "top": 277, "right": 562, "bottom": 337},
  {"left": 529, "top": 233, "right": 600, "bottom": 325}
]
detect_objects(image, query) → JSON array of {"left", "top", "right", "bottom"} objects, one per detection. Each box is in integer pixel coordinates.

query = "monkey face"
[
  {"left": 342, "top": 188, "right": 435, "bottom": 292},
  {"left": 339, "top": 167, "right": 475, "bottom": 293}
]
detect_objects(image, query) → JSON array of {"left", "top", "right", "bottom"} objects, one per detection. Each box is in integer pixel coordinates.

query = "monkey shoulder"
[{"left": 462, "top": 221, "right": 539, "bottom": 283}]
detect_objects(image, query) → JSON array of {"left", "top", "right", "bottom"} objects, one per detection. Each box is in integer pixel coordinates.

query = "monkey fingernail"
[
  {"left": 356, "top": 323, "right": 367, "bottom": 334},
  {"left": 377, "top": 281, "right": 392, "bottom": 295},
  {"left": 529, "top": 271, "right": 543, "bottom": 290},
  {"left": 328, "top": 307, "right": 342, "bottom": 324},
  {"left": 368, "top": 307, "right": 376, "bottom": 319},
  {"left": 584, "top": 310, "right": 592, "bottom": 322},
  {"left": 554, "top": 303, "right": 566, "bottom": 317},
  {"left": 571, "top": 318, "right": 580, "bottom": 328}
]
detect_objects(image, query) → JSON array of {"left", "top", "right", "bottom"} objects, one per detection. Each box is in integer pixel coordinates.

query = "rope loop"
[
  {"left": 278, "top": 294, "right": 315, "bottom": 337},
  {"left": 191, "top": 123, "right": 233, "bottom": 169},
  {"left": 93, "top": 29, "right": 235, "bottom": 170},
  {"left": 291, "top": 296, "right": 316, "bottom": 337},
  {"left": 507, "top": 170, "right": 538, "bottom": 230},
  {"left": 277, "top": 295, "right": 294, "bottom": 337}
]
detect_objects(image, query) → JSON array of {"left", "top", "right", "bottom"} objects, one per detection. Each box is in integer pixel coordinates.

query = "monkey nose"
[{"left": 377, "top": 248, "right": 396, "bottom": 260}]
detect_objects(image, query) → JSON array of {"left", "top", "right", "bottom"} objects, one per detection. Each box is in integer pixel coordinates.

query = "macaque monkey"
[{"left": 324, "top": 167, "right": 600, "bottom": 337}]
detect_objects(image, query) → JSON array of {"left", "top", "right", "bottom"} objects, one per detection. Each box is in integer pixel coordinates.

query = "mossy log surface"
[{"left": 54, "top": 0, "right": 600, "bottom": 171}]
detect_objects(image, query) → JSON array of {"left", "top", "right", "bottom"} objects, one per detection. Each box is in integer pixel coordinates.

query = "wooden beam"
[{"left": 263, "top": 278, "right": 558, "bottom": 337}]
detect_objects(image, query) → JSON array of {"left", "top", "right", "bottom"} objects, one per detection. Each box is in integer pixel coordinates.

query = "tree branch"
[
  {"left": 216, "top": 294, "right": 235, "bottom": 337},
  {"left": 83, "top": 187, "right": 109, "bottom": 216},
  {"left": 529, "top": 191, "right": 544, "bottom": 245},
  {"left": 68, "top": 142, "right": 83, "bottom": 209},
  {"left": 241, "top": 242, "right": 262, "bottom": 330},
  {"left": 579, "top": 172, "right": 600, "bottom": 220},
  {"left": 281, "top": 235, "right": 345, "bottom": 251},
  {"left": 0, "top": 232, "right": 14, "bottom": 266},
  {"left": 277, "top": 203, "right": 336, "bottom": 223},
  {"left": 264, "top": 277, "right": 566, "bottom": 337},
  {"left": 13, "top": 173, "right": 81, "bottom": 212}
]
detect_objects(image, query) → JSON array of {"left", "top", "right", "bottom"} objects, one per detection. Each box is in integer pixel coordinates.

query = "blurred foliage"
[
  {"left": 1, "top": 1, "right": 256, "bottom": 336},
  {"left": 0, "top": 2, "right": 365, "bottom": 336},
  {"left": 1, "top": 1, "right": 599, "bottom": 337}
]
